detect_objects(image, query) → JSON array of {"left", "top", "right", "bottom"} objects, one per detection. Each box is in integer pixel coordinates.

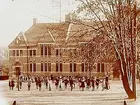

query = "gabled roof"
[
  {"left": 8, "top": 20, "right": 99, "bottom": 48},
  {"left": 24, "top": 22, "right": 69, "bottom": 46},
  {"left": 65, "top": 22, "right": 96, "bottom": 47},
  {"left": 8, "top": 22, "right": 69, "bottom": 47},
  {"left": 8, "top": 32, "right": 27, "bottom": 48}
]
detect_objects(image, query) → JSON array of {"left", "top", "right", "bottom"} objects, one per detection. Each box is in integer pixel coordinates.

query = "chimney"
[{"left": 33, "top": 18, "right": 37, "bottom": 25}]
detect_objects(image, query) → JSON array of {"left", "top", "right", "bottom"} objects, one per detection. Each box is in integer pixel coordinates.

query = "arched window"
[
  {"left": 33, "top": 61, "right": 36, "bottom": 72},
  {"left": 45, "top": 62, "right": 47, "bottom": 71},
  {"left": 48, "top": 62, "right": 51, "bottom": 72},
  {"left": 56, "top": 61, "right": 58, "bottom": 72},
  {"left": 81, "top": 62, "right": 85, "bottom": 72},
  {"left": 60, "top": 61, "right": 62, "bottom": 72},
  {"left": 30, "top": 61, "right": 32, "bottom": 72},
  {"left": 41, "top": 61, "right": 43, "bottom": 71},
  {"left": 74, "top": 62, "right": 76, "bottom": 72},
  {"left": 70, "top": 61, "right": 72, "bottom": 72},
  {"left": 41, "top": 45, "right": 43, "bottom": 56}
]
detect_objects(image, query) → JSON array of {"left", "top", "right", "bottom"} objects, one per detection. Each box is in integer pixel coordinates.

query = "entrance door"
[{"left": 15, "top": 67, "right": 21, "bottom": 77}]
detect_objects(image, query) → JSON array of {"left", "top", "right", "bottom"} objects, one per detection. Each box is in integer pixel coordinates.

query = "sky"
[{"left": 0, "top": 0, "right": 79, "bottom": 48}]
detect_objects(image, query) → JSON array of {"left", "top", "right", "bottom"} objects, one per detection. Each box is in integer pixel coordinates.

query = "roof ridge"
[
  {"left": 48, "top": 30, "right": 55, "bottom": 42},
  {"left": 66, "top": 23, "right": 73, "bottom": 41}
]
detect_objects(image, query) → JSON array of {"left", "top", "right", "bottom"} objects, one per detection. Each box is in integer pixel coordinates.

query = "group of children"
[{"left": 9, "top": 75, "right": 110, "bottom": 91}]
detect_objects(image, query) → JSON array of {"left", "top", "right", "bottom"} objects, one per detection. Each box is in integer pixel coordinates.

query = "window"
[
  {"left": 30, "top": 63, "right": 32, "bottom": 72},
  {"left": 70, "top": 62, "right": 72, "bottom": 72},
  {"left": 60, "top": 62, "right": 62, "bottom": 72},
  {"left": 17, "top": 50, "right": 19, "bottom": 56},
  {"left": 56, "top": 61, "right": 62, "bottom": 72},
  {"left": 97, "top": 63, "right": 100, "bottom": 72},
  {"left": 13, "top": 50, "right": 15, "bottom": 56},
  {"left": 33, "top": 62, "right": 36, "bottom": 72},
  {"left": 45, "top": 46, "right": 48, "bottom": 56},
  {"left": 29, "top": 50, "right": 32, "bottom": 56},
  {"left": 70, "top": 62, "right": 76, "bottom": 72},
  {"left": 40, "top": 44, "right": 51, "bottom": 56},
  {"left": 29, "top": 61, "right": 36, "bottom": 72},
  {"left": 29, "top": 50, "right": 36, "bottom": 56},
  {"left": 56, "top": 62, "right": 58, "bottom": 72},
  {"left": 20, "top": 50, "right": 23, "bottom": 56},
  {"left": 33, "top": 50, "right": 36, "bottom": 56},
  {"left": 41, "top": 61, "right": 51, "bottom": 72},
  {"left": 81, "top": 63, "right": 85, "bottom": 72},
  {"left": 56, "top": 49, "right": 61, "bottom": 56},
  {"left": 48, "top": 46, "right": 51, "bottom": 56},
  {"left": 41, "top": 45, "right": 43, "bottom": 56},
  {"left": 56, "top": 49, "right": 59, "bottom": 56},
  {"left": 45, "top": 62, "right": 47, "bottom": 71},
  {"left": 74, "top": 62, "right": 76, "bottom": 72},
  {"left": 101, "top": 63, "right": 104, "bottom": 72},
  {"left": 48, "top": 62, "right": 51, "bottom": 72},
  {"left": 41, "top": 62, "right": 43, "bottom": 71},
  {"left": 97, "top": 63, "right": 104, "bottom": 72},
  {"left": 70, "top": 61, "right": 76, "bottom": 72}
]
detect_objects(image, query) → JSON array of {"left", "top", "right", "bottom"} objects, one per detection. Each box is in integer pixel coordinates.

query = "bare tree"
[
  {"left": 0, "top": 48, "right": 9, "bottom": 76},
  {"left": 73, "top": 0, "right": 140, "bottom": 99},
  {"left": 77, "top": 34, "right": 115, "bottom": 77}
]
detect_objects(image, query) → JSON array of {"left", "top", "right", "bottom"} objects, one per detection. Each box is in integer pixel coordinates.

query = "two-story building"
[{"left": 8, "top": 18, "right": 113, "bottom": 78}]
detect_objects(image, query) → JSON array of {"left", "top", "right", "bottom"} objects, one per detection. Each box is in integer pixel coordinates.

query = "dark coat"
[
  {"left": 96, "top": 78, "right": 100, "bottom": 86},
  {"left": 91, "top": 79, "right": 95, "bottom": 87},
  {"left": 80, "top": 81, "right": 85, "bottom": 88},
  {"left": 11, "top": 80, "right": 15, "bottom": 87}
]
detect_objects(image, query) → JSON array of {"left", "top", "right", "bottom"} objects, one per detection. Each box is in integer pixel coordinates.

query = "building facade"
[{"left": 8, "top": 19, "right": 113, "bottom": 78}]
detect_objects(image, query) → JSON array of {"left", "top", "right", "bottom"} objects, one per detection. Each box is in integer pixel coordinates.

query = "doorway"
[{"left": 15, "top": 67, "right": 21, "bottom": 77}]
